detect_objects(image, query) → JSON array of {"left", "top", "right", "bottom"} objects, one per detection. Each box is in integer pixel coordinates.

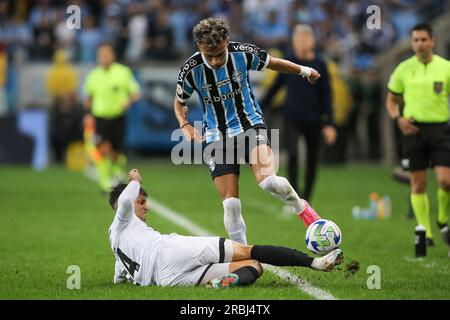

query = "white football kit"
[{"left": 109, "top": 181, "right": 233, "bottom": 286}]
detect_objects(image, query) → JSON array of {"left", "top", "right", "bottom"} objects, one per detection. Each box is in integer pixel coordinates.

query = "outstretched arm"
[
  {"left": 115, "top": 182, "right": 139, "bottom": 223},
  {"left": 267, "top": 56, "right": 321, "bottom": 84},
  {"left": 115, "top": 169, "right": 142, "bottom": 223}
]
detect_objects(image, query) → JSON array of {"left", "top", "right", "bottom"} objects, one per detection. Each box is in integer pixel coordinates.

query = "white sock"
[
  {"left": 223, "top": 197, "right": 247, "bottom": 244},
  {"left": 258, "top": 175, "right": 306, "bottom": 213}
]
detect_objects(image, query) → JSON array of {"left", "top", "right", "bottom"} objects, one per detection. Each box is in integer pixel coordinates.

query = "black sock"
[
  {"left": 251, "top": 245, "right": 314, "bottom": 268},
  {"left": 233, "top": 266, "right": 260, "bottom": 285},
  {"left": 437, "top": 221, "right": 447, "bottom": 229}
]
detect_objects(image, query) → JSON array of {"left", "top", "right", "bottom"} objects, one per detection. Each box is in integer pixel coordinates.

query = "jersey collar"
[{"left": 414, "top": 54, "right": 435, "bottom": 65}]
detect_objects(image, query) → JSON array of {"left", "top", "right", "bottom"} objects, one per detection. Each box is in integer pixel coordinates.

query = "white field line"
[
  {"left": 403, "top": 256, "right": 450, "bottom": 274},
  {"left": 149, "top": 196, "right": 338, "bottom": 300}
]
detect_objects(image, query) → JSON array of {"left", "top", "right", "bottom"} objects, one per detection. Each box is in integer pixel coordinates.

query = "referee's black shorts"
[
  {"left": 204, "top": 125, "right": 271, "bottom": 180},
  {"left": 401, "top": 122, "right": 450, "bottom": 171},
  {"left": 94, "top": 115, "right": 125, "bottom": 152}
]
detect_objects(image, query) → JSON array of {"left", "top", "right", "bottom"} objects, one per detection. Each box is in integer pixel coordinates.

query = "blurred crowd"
[{"left": 0, "top": 0, "right": 446, "bottom": 69}]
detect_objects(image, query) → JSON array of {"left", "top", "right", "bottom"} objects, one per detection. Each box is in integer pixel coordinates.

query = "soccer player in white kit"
[{"left": 109, "top": 169, "right": 344, "bottom": 288}]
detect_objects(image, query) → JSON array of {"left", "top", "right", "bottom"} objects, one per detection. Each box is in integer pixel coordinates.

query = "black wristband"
[
  {"left": 394, "top": 115, "right": 400, "bottom": 123},
  {"left": 181, "top": 122, "right": 192, "bottom": 129}
]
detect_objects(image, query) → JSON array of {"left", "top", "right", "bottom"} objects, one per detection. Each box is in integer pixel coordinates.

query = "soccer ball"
[{"left": 305, "top": 219, "right": 342, "bottom": 254}]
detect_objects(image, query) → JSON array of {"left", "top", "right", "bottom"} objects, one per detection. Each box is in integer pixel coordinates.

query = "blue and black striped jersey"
[{"left": 176, "top": 41, "right": 270, "bottom": 143}]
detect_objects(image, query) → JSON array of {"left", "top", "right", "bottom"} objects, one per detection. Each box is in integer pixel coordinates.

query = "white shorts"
[{"left": 155, "top": 235, "right": 234, "bottom": 287}]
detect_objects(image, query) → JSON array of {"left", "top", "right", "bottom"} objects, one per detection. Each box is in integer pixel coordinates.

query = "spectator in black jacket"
[{"left": 262, "top": 24, "right": 336, "bottom": 206}]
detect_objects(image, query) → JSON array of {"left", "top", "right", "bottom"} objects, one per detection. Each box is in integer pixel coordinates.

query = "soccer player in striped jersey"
[
  {"left": 174, "top": 17, "right": 324, "bottom": 244},
  {"left": 174, "top": 17, "right": 323, "bottom": 245}
]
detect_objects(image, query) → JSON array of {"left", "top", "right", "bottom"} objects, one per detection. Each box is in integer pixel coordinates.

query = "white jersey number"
[{"left": 116, "top": 248, "right": 140, "bottom": 278}]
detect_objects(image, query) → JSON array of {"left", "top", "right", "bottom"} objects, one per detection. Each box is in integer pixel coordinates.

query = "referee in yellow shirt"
[
  {"left": 84, "top": 43, "right": 141, "bottom": 192},
  {"left": 386, "top": 23, "right": 450, "bottom": 252}
]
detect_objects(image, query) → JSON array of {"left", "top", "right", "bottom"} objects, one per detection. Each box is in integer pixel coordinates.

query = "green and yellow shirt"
[
  {"left": 388, "top": 54, "right": 450, "bottom": 123},
  {"left": 84, "top": 63, "right": 140, "bottom": 119}
]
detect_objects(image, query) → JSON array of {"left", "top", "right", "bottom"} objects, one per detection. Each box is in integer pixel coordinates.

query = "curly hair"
[
  {"left": 193, "top": 17, "right": 229, "bottom": 48},
  {"left": 109, "top": 183, "right": 148, "bottom": 210}
]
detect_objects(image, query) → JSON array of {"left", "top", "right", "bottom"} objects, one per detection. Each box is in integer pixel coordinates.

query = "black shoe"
[{"left": 426, "top": 238, "right": 435, "bottom": 246}]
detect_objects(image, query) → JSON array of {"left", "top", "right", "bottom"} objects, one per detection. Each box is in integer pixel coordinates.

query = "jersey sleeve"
[
  {"left": 387, "top": 64, "right": 404, "bottom": 95},
  {"left": 113, "top": 181, "right": 140, "bottom": 226},
  {"left": 176, "top": 67, "right": 195, "bottom": 104},
  {"left": 245, "top": 44, "right": 270, "bottom": 72}
]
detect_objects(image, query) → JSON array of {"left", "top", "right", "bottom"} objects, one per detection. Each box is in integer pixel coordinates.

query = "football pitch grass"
[{"left": 1, "top": 162, "right": 449, "bottom": 300}]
